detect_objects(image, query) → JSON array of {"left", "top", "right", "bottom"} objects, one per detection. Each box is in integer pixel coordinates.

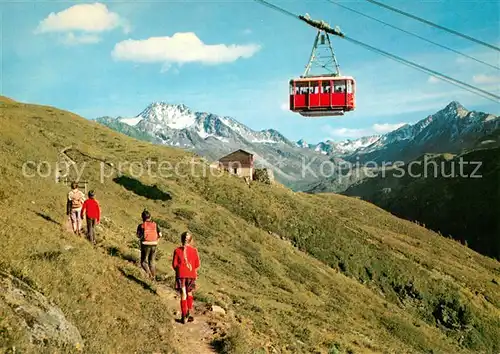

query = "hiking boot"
[{"left": 181, "top": 316, "right": 187, "bottom": 324}]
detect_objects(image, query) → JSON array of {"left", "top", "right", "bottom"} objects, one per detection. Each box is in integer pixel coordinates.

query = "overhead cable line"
[
  {"left": 326, "top": 0, "right": 499, "bottom": 71},
  {"left": 365, "top": 0, "right": 500, "bottom": 52},
  {"left": 343, "top": 36, "right": 500, "bottom": 102},
  {"left": 253, "top": 0, "right": 500, "bottom": 103},
  {"left": 255, "top": 0, "right": 298, "bottom": 19}
]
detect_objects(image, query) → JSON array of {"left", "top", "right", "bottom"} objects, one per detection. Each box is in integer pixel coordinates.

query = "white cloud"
[
  {"left": 35, "top": 3, "right": 130, "bottom": 34},
  {"left": 472, "top": 74, "right": 500, "bottom": 84},
  {"left": 61, "top": 32, "right": 102, "bottom": 45},
  {"left": 243, "top": 29, "right": 253, "bottom": 35},
  {"left": 427, "top": 76, "right": 440, "bottom": 84},
  {"left": 280, "top": 102, "right": 288, "bottom": 111},
  {"left": 111, "top": 32, "right": 261, "bottom": 66},
  {"left": 373, "top": 122, "right": 407, "bottom": 134}
]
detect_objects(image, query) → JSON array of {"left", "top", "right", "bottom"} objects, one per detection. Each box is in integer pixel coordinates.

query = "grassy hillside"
[
  {"left": 343, "top": 151, "right": 500, "bottom": 261},
  {"left": 1, "top": 96, "right": 500, "bottom": 353}
]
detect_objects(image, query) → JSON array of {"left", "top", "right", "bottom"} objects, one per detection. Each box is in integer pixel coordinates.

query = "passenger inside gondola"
[
  {"left": 334, "top": 81, "right": 346, "bottom": 93},
  {"left": 296, "top": 82, "right": 309, "bottom": 95},
  {"left": 322, "top": 82, "right": 330, "bottom": 93}
]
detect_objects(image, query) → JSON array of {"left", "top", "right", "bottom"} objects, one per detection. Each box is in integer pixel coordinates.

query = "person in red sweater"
[
  {"left": 172, "top": 231, "right": 200, "bottom": 324},
  {"left": 81, "top": 190, "right": 101, "bottom": 245}
]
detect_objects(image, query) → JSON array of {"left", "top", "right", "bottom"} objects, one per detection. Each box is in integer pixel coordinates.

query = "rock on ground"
[
  {"left": 0, "top": 271, "right": 83, "bottom": 350},
  {"left": 210, "top": 305, "right": 226, "bottom": 316}
]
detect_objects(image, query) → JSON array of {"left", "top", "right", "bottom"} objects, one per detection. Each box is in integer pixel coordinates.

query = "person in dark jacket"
[{"left": 136, "top": 210, "right": 162, "bottom": 280}]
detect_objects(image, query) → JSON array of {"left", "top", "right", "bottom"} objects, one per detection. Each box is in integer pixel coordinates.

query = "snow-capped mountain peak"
[
  {"left": 255, "top": 129, "right": 290, "bottom": 144},
  {"left": 137, "top": 102, "right": 197, "bottom": 129},
  {"left": 118, "top": 116, "right": 143, "bottom": 126},
  {"left": 116, "top": 101, "right": 291, "bottom": 146},
  {"left": 117, "top": 102, "right": 197, "bottom": 130},
  {"left": 441, "top": 100, "right": 469, "bottom": 118},
  {"left": 311, "top": 135, "right": 381, "bottom": 155},
  {"left": 338, "top": 135, "right": 381, "bottom": 152},
  {"left": 296, "top": 139, "right": 309, "bottom": 148}
]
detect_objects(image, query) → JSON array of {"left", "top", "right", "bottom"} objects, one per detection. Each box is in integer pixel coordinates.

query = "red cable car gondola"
[{"left": 289, "top": 19, "right": 356, "bottom": 117}]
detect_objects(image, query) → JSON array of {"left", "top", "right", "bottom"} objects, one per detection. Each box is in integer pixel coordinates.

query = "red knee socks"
[
  {"left": 180, "top": 299, "right": 188, "bottom": 317},
  {"left": 187, "top": 295, "right": 193, "bottom": 311},
  {"left": 180, "top": 297, "right": 193, "bottom": 319}
]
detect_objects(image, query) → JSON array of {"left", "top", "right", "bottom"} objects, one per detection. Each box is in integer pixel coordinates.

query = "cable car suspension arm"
[{"left": 302, "top": 29, "right": 341, "bottom": 77}]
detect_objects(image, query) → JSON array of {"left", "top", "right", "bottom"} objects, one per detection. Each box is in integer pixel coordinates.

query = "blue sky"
[{"left": 2, "top": 0, "right": 499, "bottom": 143}]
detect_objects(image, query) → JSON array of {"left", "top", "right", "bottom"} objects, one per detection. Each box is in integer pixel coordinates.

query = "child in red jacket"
[
  {"left": 81, "top": 190, "right": 101, "bottom": 245},
  {"left": 172, "top": 231, "right": 200, "bottom": 324}
]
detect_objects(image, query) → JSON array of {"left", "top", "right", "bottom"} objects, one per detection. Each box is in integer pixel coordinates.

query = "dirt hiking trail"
[{"left": 155, "top": 284, "right": 221, "bottom": 354}]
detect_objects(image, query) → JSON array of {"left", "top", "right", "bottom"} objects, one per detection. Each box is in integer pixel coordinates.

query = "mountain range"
[
  {"left": 297, "top": 101, "right": 499, "bottom": 163},
  {"left": 96, "top": 102, "right": 337, "bottom": 188},
  {"left": 296, "top": 135, "right": 381, "bottom": 156},
  {"left": 96, "top": 101, "right": 499, "bottom": 191},
  {"left": 303, "top": 101, "right": 499, "bottom": 193}
]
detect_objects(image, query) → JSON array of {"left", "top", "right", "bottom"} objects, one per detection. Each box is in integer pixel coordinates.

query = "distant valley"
[{"left": 341, "top": 146, "right": 500, "bottom": 260}]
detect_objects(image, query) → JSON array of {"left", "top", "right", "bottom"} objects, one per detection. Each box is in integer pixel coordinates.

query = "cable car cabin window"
[
  {"left": 293, "top": 82, "right": 322, "bottom": 95},
  {"left": 346, "top": 80, "right": 353, "bottom": 94},
  {"left": 293, "top": 82, "right": 308, "bottom": 95},
  {"left": 333, "top": 80, "right": 346, "bottom": 93},
  {"left": 309, "top": 83, "right": 320, "bottom": 94},
  {"left": 321, "top": 81, "right": 331, "bottom": 93}
]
